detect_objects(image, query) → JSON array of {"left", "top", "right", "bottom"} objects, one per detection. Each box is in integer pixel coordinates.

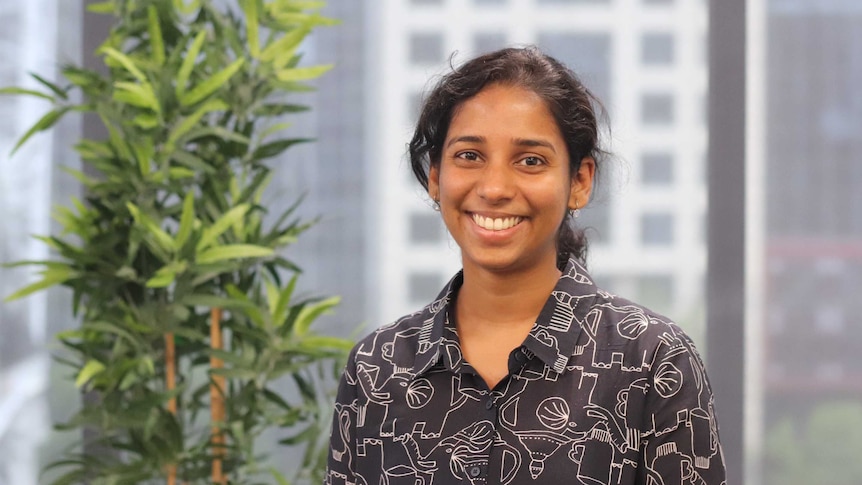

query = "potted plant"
[{"left": 1, "top": 0, "right": 349, "bottom": 483}]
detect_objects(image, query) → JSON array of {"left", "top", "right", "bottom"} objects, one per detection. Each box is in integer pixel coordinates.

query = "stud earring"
[
  {"left": 569, "top": 200, "right": 580, "bottom": 219},
  {"left": 432, "top": 199, "right": 440, "bottom": 211}
]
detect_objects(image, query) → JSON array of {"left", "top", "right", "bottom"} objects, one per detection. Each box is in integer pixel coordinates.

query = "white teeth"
[{"left": 472, "top": 214, "right": 523, "bottom": 231}]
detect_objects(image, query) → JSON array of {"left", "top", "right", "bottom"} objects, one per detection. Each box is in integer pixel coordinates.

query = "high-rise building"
[
  {"left": 367, "top": 0, "right": 709, "bottom": 337},
  {"left": 762, "top": 0, "right": 862, "bottom": 416}
]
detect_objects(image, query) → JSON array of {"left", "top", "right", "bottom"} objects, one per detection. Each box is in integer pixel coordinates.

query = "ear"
[
  {"left": 428, "top": 163, "right": 441, "bottom": 201},
  {"left": 569, "top": 157, "right": 596, "bottom": 210}
]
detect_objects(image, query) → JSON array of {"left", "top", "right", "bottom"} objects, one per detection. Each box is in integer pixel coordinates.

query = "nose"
[{"left": 476, "top": 160, "right": 515, "bottom": 203}]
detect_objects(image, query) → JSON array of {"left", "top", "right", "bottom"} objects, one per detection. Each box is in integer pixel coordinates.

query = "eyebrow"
[{"left": 445, "top": 135, "right": 557, "bottom": 154}]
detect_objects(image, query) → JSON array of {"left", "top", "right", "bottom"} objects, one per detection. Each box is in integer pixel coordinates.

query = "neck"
[{"left": 457, "top": 257, "right": 561, "bottom": 328}]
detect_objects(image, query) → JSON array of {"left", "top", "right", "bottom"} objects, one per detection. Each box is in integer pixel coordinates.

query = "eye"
[
  {"left": 519, "top": 156, "right": 545, "bottom": 167},
  {"left": 456, "top": 151, "right": 480, "bottom": 161}
]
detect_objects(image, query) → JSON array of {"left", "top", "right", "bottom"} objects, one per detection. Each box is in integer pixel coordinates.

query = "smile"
[{"left": 472, "top": 214, "right": 524, "bottom": 231}]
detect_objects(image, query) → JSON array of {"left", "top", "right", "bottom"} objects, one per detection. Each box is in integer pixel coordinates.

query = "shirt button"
[
  {"left": 514, "top": 348, "right": 527, "bottom": 363},
  {"left": 469, "top": 465, "right": 482, "bottom": 477},
  {"left": 485, "top": 398, "right": 495, "bottom": 410}
]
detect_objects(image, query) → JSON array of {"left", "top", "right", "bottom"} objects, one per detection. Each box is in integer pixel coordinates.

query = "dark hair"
[{"left": 408, "top": 46, "right": 608, "bottom": 267}]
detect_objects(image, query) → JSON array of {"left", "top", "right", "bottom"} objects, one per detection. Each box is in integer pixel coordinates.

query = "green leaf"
[
  {"left": 126, "top": 202, "right": 175, "bottom": 255},
  {"left": 196, "top": 203, "right": 250, "bottom": 251},
  {"left": 145, "top": 260, "right": 189, "bottom": 288},
  {"left": 258, "top": 121, "right": 293, "bottom": 142},
  {"left": 260, "top": 26, "right": 309, "bottom": 63},
  {"left": 86, "top": 1, "right": 114, "bottom": 13},
  {"left": 243, "top": 0, "right": 261, "bottom": 58},
  {"left": 147, "top": 6, "right": 165, "bottom": 66},
  {"left": 99, "top": 47, "right": 147, "bottom": 82},
  {"left": 75, "top": 360, "right": 106, "bottom": 388},
  {"left": 298, "top": 335, "right": 354, "bottom": 352},
  {"left": 180, "top": 294, "right": 256, "bottom": 310},
  {"left": 294, "top": 296, "right": 339, "bottom": 335},
  {"left": 30, "top": 72, "right": 69, "bottom": 100},
  {"left": 0, "top": 87, "right": 54, "bottom": 101},
  {"left": 166, "top": 98, "right": 228, "bottom": 149},
  {"left": 174, "top": 192, "right": 196, "bottom": 250},
  {"left": 253, "top": 103, "right": 308, "bottom": 117},
  {"left": 132, "top": 113, "right": 160, "bottom": 129},
  {"left": 4, "top": 265, "right": 75, "bottom": 301},
  {"left": 179, "top": 58, "right": 245, "bottom": 107},
  {"left": 171, "top": 150, "right": 216, "bottom": 174},
  {"left": 252, "top": 138, "right": 309, "bottom": 160},
  {"left": 272, "top": 274, "right": 298, "bottom": 327},
  {"left": 113, "top": 81, "right": 160, "bottom": 113},
  {"left": 270, "top": 467, "right": 292, "bottom": 485},
  {"left": 196, "top": 244, "right": 273, "bottom": 264},
  {"left": 275, "top": 64, "right": 333, "bottom": 82},
  {"left": 176, "top": 30, "right": 207, "bottom": 98},
  {"left": 133, "top": 138, "right": 155, "bottom": 176},
  {"left": 10, "top": 106, "right": 71, "bottom": 155}
]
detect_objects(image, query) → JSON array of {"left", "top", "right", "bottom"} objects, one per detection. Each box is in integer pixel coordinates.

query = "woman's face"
[{"left": 428, "top": 83, "right": 594, "bottom": 276}]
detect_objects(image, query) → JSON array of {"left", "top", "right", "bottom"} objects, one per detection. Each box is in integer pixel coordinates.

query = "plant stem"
[
  {"left": 210, "top": 307, "right": 226, "bottom": 484},
  {"left": 165, "top": 332, "right": 177, "bottom": 485}
]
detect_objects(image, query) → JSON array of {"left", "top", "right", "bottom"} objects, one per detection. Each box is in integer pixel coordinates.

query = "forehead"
[{"left": 446, "top": 84, "right": 564, "bottom": 142}]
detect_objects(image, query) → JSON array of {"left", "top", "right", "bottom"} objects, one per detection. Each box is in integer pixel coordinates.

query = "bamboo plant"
[{"left": 1, "top": 0, "right": 350, "bottom": 483}]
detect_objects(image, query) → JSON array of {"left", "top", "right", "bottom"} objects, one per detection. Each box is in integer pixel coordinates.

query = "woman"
[{"left": 326, "top": 47, "right": 725, "bottom": 485}]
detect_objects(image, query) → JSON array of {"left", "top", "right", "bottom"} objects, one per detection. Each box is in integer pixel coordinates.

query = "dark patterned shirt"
[{"left": 326, "top": 257, "right": 726, "bottom": 485}]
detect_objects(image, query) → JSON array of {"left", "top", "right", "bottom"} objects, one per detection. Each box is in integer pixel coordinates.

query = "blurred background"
[{"left": 1, "top": 0, "right": 860, "bottom": 484}]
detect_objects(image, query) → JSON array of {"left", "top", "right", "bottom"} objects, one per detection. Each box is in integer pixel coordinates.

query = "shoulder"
[
  {"left": 344, "top": 299, "right": 445, "bottom": 377},
  {"left": 587, "top": 287, "right": 700, "bottom": 356}
]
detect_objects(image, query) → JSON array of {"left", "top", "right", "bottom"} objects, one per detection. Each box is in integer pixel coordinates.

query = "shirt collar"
[{"left": 411, "top": 256, "right": 597, "bottom": 377}]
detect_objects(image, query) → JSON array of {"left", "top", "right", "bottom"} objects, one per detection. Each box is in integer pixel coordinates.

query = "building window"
[
  {"left": 409, "top": 213, "right": 444, "bottom": 244},
  {"left": 409, "top": 272, "right": 443, "bottom": 304},
  {"left": 538, "top": 0, "right": 610, "bottom": 3},
  {"left": 642, "top": 32, "right": 674, "bottom": 65},
  {"left": 473, "top": 32, "right": 507, "bottom": 54},
  {"left": 641, "top": 152, "right": 674, "bottom": 185},
  {"left": 537, "top": 32, "right": 612, "bottom": 105},
  {"left": 409, "top": 32, "right": 444, "bottom": 65},
  {"left": 640, "top": 212, "right": 674, "bottom": 245},
  {"left": 641, "top": 93, "right": 674, "bottom": 125},
  {"left": 636, "top": 274, "right": 674, "bottom": 313}
]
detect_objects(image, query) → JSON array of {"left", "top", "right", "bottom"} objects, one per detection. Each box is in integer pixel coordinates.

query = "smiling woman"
[{"left": 326, "top": 47, "right": 726, "bottom": 485}]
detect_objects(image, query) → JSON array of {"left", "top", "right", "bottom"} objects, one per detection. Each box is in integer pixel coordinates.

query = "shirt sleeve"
[
  {"left": 641, "top": 325, "right": 727, "bottom": 484},
  {"left": 325, "top": 348, "right": 359, "bottom": 485}
]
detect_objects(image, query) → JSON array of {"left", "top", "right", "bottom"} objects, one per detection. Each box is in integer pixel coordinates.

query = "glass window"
[
  {"left": 642, "top": 32, "right": 674, "bottom": 65},
  {"left": 641, "top": 93, "right": 674, "bottom": 125},
  {"left": 640, "top": 212, "right": 674, "bottom": 245},
  {"left": 409, "top": 213, "right": 444, "bottom": 244},
  {"left": 636, "top": 274, "right": 674, "bottom": 314},
  {"left": 537, "top": 32, "right": 612, "bottom": 104},
  {"left": 473, "top": 32, "right": 507, "bottom": 54},
  {"left": 753, "top": 5, "right": 862, "bottom": 482},
  {"left": 538, "top": 0, "right": 610, "bottom": 4},
  {"left": 409, "top": 32, "right": 444, "bottom": 65},
  {"left": 408, "top": 272, "right": 443, "bottom": 304},
  {"left": 641, "top": 152, "right": 674, "bottom": 185}
]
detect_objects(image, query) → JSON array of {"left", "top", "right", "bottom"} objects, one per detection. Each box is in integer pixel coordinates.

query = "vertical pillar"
[{"left": 707, "top": 0, "right": 746, "bottom": 483}]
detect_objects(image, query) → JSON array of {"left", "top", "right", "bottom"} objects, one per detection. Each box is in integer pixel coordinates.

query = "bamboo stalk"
[
  {"left": 165, "top": 332, "right": 177, "bottom": 485},
  {"left": 210, "top": 308, "right": 226, "bottom": 484}
]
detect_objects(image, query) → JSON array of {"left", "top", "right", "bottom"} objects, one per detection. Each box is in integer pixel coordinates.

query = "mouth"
[{"left": 471, "top": 213, "right": 524, "bottom": 231}]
